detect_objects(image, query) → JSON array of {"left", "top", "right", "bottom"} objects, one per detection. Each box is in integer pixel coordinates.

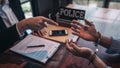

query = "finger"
[
  {"left": 38, "top": 23, "right": 47, "bottom": 30},
  {"left": 71, "top": 23, "right": 81, "bottom": 29},
  {"left": 42, "top": 30, "right": 47, "bottom": 35},
  {"left": 84, "top": 19, "right": 94, "bottom": 26},
  {"left": 69, "top": 43, "right": 81, "bottom": 55},
  {"left": 65, "top": 39, "right": 73, "bottom": 52},
  {"left": 70, "top": 37, "right": 78, "bottom": 43},
  {"left": 41, "top": 16, "right": 58, "bottom": 25},
  {"left": 72, "top": 32, "right": 80, "bottom": 37},
  {"left": 71, "top": 27, "right": 80, "bottom": 33},
  {"left": 84, "top": 25, "right": 89, "bottom": 30},
  {"left": 32, "top": 32, "right": 38, "bottom": 36},
  {"left": 70, "top": 39, "right": 73, "bottom": 43},
  {"left": 41, "top": 22, "right": 47, "bottom": 27},
  {"left": 71, "top": 43, "right": 81, "bottom": 53},
  {"left": 33, "top": 26, "right": 40, "bottom": 31},
  {"left": 32, "top": 31, "right": 38, "bottom": 36},
  {"left": 66, "top": 40, "right": 79, "bottom": 55},
  {"left": 71, "top": 20, "right": 84, "bottom": 27},
  {"left": 66, "top": 39, "right": 70, "bottom": 49},
  {"left": 41, "top": 28, "right": 47, "bottom": 35},
  {"left": 37, "top": 31, "right": 43, "bottom": 36}
]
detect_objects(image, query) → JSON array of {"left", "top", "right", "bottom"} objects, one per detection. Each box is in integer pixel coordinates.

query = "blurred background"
[{"left": 20, "top": 0, "right": 120, "bottom": 18}]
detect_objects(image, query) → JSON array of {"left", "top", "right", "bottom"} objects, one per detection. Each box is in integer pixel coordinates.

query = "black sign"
[{"left": 59, "top": 7, "right": 85, "bottom": 20}]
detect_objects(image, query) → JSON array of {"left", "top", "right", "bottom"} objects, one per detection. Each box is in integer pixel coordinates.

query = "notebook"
[{"left": 10, "top": 35, "right": 60, "bottom": 63}]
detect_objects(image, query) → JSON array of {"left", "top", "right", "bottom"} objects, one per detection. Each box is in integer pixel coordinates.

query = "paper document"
[
  {"left": 68, "top": 34, "right": 79, "bottom": 42},
  {"left": 10, "top": 35, "right": 60, "bottom": 63}
]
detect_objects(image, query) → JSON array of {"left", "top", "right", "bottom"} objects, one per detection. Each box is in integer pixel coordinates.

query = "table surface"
[
  {"left": 0, "top": 4, "right": 120, "bottom": 68},
  {"left": 42, "top": 24, "right": 72, "bottom": 43}
]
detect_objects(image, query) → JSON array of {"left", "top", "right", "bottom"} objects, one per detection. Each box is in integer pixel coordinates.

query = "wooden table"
[
  {"left": 0, "top": 42, "right": 95, "bottom": 68},
  {"left": 0, "top": 4, "right": 120, "bottom": 68}
]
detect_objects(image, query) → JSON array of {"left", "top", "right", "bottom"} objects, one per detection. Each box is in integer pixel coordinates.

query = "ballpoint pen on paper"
[{"left": 27, "top": 45, "right": 45, "bottom": 48}]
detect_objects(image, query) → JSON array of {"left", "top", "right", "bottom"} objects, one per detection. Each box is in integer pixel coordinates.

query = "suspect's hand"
[
  {"left": 71, "top": 19, "right": 99, "bottom": 42},
  {"left": 66, "top": 39, "right": 94, "bottom": 60}
]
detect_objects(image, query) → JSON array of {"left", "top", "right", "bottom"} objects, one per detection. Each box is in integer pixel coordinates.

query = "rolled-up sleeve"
[{"left": 108, "top": 37, "right": 120, "bottom": 54}]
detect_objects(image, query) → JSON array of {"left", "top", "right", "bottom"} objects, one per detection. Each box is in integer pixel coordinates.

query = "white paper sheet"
[
  {"left": 68, "top": 34, "right": 79, "bottom": 42},
  {"left": 10, "top": 35, "right": 60, "bottom": 63}
]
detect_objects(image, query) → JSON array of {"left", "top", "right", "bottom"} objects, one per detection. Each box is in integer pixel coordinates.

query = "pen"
[{"left": 27, "top": 45, "right": 45, "bottom": 48}]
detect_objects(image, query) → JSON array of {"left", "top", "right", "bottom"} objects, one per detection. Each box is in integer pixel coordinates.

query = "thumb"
[
  {"left": 84, "top": 19, "right": 93, "bottom": 26},
  {"left": 41, "top": 16, "right": 58, "bottom": 25},
  {"left": 71, "top": 43, "right": 81, "bottom": 52}
]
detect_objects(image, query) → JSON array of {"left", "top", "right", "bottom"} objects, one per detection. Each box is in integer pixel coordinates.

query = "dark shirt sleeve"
[
  {"left": 108, "top": 37, "right": 120, "bottom": 54},
  {"left": 0, "top": 24, "right": 20, "bottom": 53}
]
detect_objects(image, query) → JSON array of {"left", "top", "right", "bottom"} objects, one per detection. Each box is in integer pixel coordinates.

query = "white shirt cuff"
[{"left": 16, "top": 24, "right": 25, "bottom": 38}]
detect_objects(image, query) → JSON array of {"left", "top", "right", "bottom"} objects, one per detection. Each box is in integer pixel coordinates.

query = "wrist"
[
  {"left": 16, "top": 22, "right": 27, "bottom": 35},
  {"left": 94, "top": 32, "right": 100, "bottom": 42},
  {"left": 94, "top": 32, "right": 101, "bottom": 45},
  {"left": 88, "top": 52, "right": 96, "bottom": 65},
  {"left": 92, "top": 55, "right": 107, "bottom": 68}
]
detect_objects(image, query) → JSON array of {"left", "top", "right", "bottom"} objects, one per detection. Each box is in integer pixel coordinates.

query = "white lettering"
[
  {"left": 60, "top": 8, "right": 65, "bottom": 15},
  {"left": 59, "top": 8, "right": 85, "bottom": 19}
]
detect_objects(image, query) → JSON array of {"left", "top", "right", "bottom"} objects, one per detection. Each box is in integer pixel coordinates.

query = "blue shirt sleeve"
[{"left": 108, "top": 37, "right": 120, "bottom": 54}]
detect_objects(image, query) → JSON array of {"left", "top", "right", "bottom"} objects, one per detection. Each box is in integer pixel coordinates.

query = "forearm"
[
  {"left": 98, "top": 34, "right": 112, "bottom": 48},
  {"left": 92, "top": 55, "right": 107, "bottom": 68},
  {"left": 94, "top": 32, "right": 112, "bottom": 49},
  {"left": 16, "top": 19, "right": 28, "bottom": 35}
]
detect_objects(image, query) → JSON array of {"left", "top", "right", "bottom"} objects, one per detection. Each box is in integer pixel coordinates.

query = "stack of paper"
[{"left": 10, "top": 35, "right": 60, "bottom": 63}]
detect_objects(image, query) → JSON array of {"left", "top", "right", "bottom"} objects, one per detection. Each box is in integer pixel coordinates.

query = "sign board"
[{"left": 59, "top": 7, "right": 85, "bottom": 20}]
